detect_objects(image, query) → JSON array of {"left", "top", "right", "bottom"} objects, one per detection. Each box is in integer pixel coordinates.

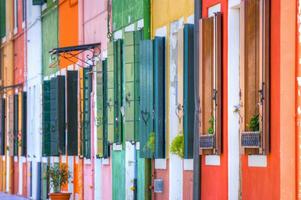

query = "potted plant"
[
  {"left": 170, "top": 132, "right": 184, "bottom": 158},
  {"left": 47, "top": 163, "right": 71, "bottom": 200},
  {"left": 241, "top": 114, "right": 261, "bottom": 148},
  {"left": 144, "top": 132, "right": 155, "bottom": 158}
]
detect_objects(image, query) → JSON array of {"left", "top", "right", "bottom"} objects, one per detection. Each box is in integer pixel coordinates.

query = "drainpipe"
[
  {"left": 297, "top": 0, "right": 301, "bottom": 198},
  {"left": 193, "top": 0, "right": 202, "bottom": 200}
]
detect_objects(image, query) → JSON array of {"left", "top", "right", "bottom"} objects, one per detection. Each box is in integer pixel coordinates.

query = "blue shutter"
[{"left": 153, "top": 37, "right": 165, "bottom": 159}]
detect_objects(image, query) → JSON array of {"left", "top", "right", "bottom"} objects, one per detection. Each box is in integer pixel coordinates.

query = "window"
[
  {"left": 199, "top": 13, "right": 222, "bottom": 155},
  {"left": 240, "top": 0, "right": 270, "bottom": 155}
]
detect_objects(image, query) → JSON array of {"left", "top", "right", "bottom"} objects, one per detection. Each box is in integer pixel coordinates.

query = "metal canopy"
[{"left": 49, "top": 43, "right": 101, "bottom": 68}]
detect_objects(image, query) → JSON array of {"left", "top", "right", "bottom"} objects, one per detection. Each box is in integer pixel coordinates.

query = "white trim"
[
  {"left": 205, "top": 155, "right": 221, "bottom": 166},
  {"left": 112, "top": 143, "right": 122, "bottom": 151},
  {"left": 125, "top": 23, "right": 135, "bottom": 32},
  {"left": 135, "top": 142, "right": 140, "bottom": 150},
  {"left": 42, "top": 157, "right": 47, "bottom": 163},
  {"left": 187, "top": 15, "right": 194, "bottom": 24},
  {"left": 248, "top": 155, "right": 267, "bottom": 167},
  {"left": 61, "top": 155, "right": 66, "bottom": 163},
  {"left": 208, "top": 3, "right": 221, "bottom": 17},
  {"left": 155, "top": 159, "right": 166, "bottom": 170},
  {"left": 102, "top": 50, "right": 107, "bottom": 60},
  {"left": 84, "top": 158, "right": 92, "bottom": 164},
  {"left": 137, "top": 19, "right": 144, "bottom": 30},
  {"left": 22, "top": 21, "right": 25, "bottom": 29},
  {"left": 14, "top": 156, "right": 18, "bottom": 162},
  {"left": 114, "top": 30, "right": 123, "bottom": 40},
  {"left": 102, "top": 158, "right": 110, "bottom": 165},
  {"left": 42, "top": 3, "right": 47, "bottom": 11},
  {"left": 183, "top": 159, "right": 193, "bottom": 171}
]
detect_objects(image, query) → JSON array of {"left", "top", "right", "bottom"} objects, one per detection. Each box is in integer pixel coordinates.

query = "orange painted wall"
[
  {"left": 58, "top": 0, "right": 78, "bottom": 68},
  {"left": 200, "top": 0, "right": 228, "bottom": 199}
]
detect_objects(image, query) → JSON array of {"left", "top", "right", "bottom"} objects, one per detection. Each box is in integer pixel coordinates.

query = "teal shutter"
[
  {"left": 83, "top": 68, "right": 92, "bottom": 158},
  {"left": 124, "top": 32, "right": 135, "bottom": 141},
  {"left": 102, "top": 59, "right": 109, "bottom": 158},
  {"left": 139, "top": 40, "right": 153, "bottom": 158},
  {"left": 0, "top": 98, "right": 5, "bottom": 155},
  {"left": 33, "top": 0, "right": 46, "bottom": 5},
  {"left": 67, "top": 71, "right": 78, "bottom": 155},
  {"left": 183, "top": 24, "right": 194, "bottom": 158},
  {"left": 96, "top": 62, "right": 104, "bottom": 157},
  {"left": 42, "top": 80, "right": 51, "bottom": 156},
  {"left": 114, "top": 40, "right": 123, "bottom": 144},
  {"left": 107, "top": 42, "right": 115, "bottom": 143},
  {"left": 13, "top": 94, "right": 19, "bottom": 156},
  {"left": 153, "top": 37, "right": 165, "bottom": 159},
  {"left": 0, "top": 0, "right": 6, "bottom": 38},
  {"left": 21, "top": 92, "right": 27, "bottom": 156},
  {"left": 57, "top": 76, "right": 66, "bottom": 155}
]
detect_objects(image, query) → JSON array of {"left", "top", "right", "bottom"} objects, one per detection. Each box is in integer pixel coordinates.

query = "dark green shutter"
[
  {"left": 32, "top": 0, "right": 46, "bottom": 5},
  {"left": 67, "top": 71, "right": 78, "bottom": 155},
  {"left": 107, "top": 42, "right": 115, "bottom": 143},
  {"left": 22, "top": 92, "right": 27, "bottom": 156},
  {"left": 83, "top": 68, "right": 92, "bottom": 158},
  {"left": 96, "top": 62, "right": 104, "bottom": 157},
  {"left": 153, "top": 37, "right": 165, "bottom": 159},
  {"left": 102, "top": 59, "right": 109, "bottom": 158},
  {"left": 139, "top": 40, "right": 153, "bottom": 158},
  {"left": 42, "top": 80, "right": 51, "bottom": 156},
  {"left": 183, "top": 24, "right": 194, "bottom": 158},
  {"left": 13, "top": 95, "right": 18, "bottom": 156},
  {"left": 0, "top": 0, "right": 6, "bottom": 38},
  {"left": 57, "top": 76, "right": 66, "bottom": 155},
  {"left": 114, "top": 40, "right": 123, "bottom": 144},
  {"left": 0, "top": 98, "right": 5, "bottom": 155}
]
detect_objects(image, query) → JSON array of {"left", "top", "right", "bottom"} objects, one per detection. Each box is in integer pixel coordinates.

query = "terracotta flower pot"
[{"left": 49, "top": 192, "right": 71, "bottom": 200}]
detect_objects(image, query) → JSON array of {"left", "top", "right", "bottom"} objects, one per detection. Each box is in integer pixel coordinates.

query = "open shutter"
[
  {"left": 83, "top": 68, "right": 92, "bottom": 158},
  {"left": 67, "top": 71, "right": 78, "bottom": 155},
  {"left": 96, "top": 61, "right": 104, "bottom": 157},
  {"left": 42, "top": 80, "right": 51, "bottom": 156},
  {"left": 240, "top": 0, "right": 270, "bottom": 154},
  {"left": 124, "top": 32, "right": 135, "bottom": 141},
  {"left": 153, "top": 37, "right": 165, "bottom": 159},
  {"left": 107, "top": 42, "right": 115, "bottom": 143},
  {"left": 183, "top": 24, "right": 195, "bottom": 158},
  {"left": 21, "top": 92, "right": 27, "bottom": 156},
  {"left": 102, "top": 59, "right": 109, "bottom": 158},
  {"left": 13, "top": 94, "right": 18, "bottom": 156},
  {"left": 199, "top": 13, "right": 222, "bottom": 155},
  {"left": 114, "top": 40, "right": 123, "bottom": 144},
  {"left": 0, "top": 0, "right": 6, "bottom": 38},
  {"left": 0, "top": 98, "right": 5, "bottom": 155},
  {"left": 139, "top": 40, "right": 154, "bottom": 158}
]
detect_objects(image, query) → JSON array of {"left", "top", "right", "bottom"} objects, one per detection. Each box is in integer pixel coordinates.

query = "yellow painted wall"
[{"left": 151, "top": 0, "right": 193, "bottom": 151}]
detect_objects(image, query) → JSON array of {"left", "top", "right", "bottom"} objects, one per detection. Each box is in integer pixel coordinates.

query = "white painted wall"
[
  {"left": 26, "top": 1, "right": 42, "bottom": 199},
  {"left": 228, "top": 1, "right": 240, "bottom": 199}
]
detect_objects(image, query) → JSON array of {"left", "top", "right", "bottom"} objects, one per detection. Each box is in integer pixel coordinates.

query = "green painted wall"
[
  {"left": 112, "top": 150, "right": 125, "bottom": 200},
  {"left": 137, "top": 151, "right": 151, "bottom": 200},
  {"left": 42, "top": 1, "right": 58, "bottom": 77}
]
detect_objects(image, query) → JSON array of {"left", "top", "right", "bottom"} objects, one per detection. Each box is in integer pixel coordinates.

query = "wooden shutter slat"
[
  {"left": 83, "top": 68, "right": 92, "bottom": 158},
  {"left": 8, "top": 96, "right": 14, "bottom": 156},
  {"left": 153, "top": 37, "right": 165, "bottom": 159},
  {"left": 184, "top": 24, "right": 195, "bottom": 158},
  {"left": 107, "top": 42, "right": 115, "bottom": 143},
  {"left": 0, "top": 98, "right": 5, "bottom": 155},
  {"left": 67, "top": 71, "right": 78, "bottom": 155},
  {"left": 21, "top": 92, "right": 27, "bottom": 156},
  {"left": 0, "top": 0, "right": 6, "bottom": 38},
  {"left": 42, "top": 80, "right": 51, "bottom": 156},
  {"left": 58, "top": 76, "right": 66, "bottom": 155},
  {"left": 13, "top": 94, "right": 18, "bottom": 156},
  {"left": 102, "top": 59, "right": 110, "bottom": 158},
  {"left": 50, "top": 77, "right": 59, "bottom": 156},
  {"left": 96, "top": 61, "right": 104, "bottom": 157}
]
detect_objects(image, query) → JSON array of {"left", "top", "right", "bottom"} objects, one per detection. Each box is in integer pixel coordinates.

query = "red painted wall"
[
  {"left": 183, "top": 170, "right": 193, "bottom": 200},
  {"left": 152, "top": 160, "right": 169, "bottom": 200},
  {"left": 201, "top": 1, "right": 228, "bottom": 199}
]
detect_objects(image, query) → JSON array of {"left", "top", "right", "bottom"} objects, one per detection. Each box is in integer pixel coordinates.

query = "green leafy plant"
[
  {"left": 207, "top": 115, "right": 214, "bottom": 135},
  {"left": 247, "top": 114, "right": 259, "bottom": 132},
  {"left": 170, "top": 133, "right": 184, "bottom": 158},
  {"left": 47, "top": 163, "right": 71, "bottom": 193},
  {"left": 145, "top": 132, "right": 155, "bottom": 155}
]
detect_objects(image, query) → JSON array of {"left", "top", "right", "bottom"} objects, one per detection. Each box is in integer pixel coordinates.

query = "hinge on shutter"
[
  {"left": 212, "top": 89, "right": 218, "bottom": 106},
  {"left": 259, "top": 82, "right": 265, "bottom": 105}
]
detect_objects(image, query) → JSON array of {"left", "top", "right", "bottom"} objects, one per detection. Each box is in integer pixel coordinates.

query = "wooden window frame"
[
  {"left": 199, "top": 13, "right": 222, "bottom": 155},
  {"left": 240, "top": 0, "right": 270, "bottom": 155}
]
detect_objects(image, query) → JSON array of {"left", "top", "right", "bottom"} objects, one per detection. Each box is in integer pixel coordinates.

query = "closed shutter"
[
  {"left": 42, "top": 80, "right": 51, "bottom": 156},
  {"left": 199, "top": 13, "right": 222, "bottom": 155},
  {"left": 21, "top": 92, "right": 27, "bottom": 156},
  {"left": 13, "top": 94, "right": 18, "bottom": 156},
  {"left": 139, "top": 40, "right": 153, "bottom": 158},
  {"left": 124, "top": 32, "right": 135, "bottom": 141},
  {"left": 50, "top": 77, "right": 59, "bottom": 156},
  {"left": 183, "top": 24, "right": 195, "bottom": 158},
  {"left": 0, "top": 98, "right": 5, "bottom": 155},
  {"left": 114, "top": 40, "right": 123, "bottom": 144},
  {"left": 153, "top": 37, "right": 165, "bottom": 159},
  {"left": 32, "top": 0, "right": 46, "bottom": 5},
  {"left": 96, "top": 61, "right": 104, "bottom": 157},
  {"left": 107, "top": 42, "right": 115, "bottom": 143},
  {"left": 102, "top": 59, "right": 109, "bottom": 158},
  {"left": 83, "top": 68, "right": 92, "bottom": 158},
  {"left": 57, "top": 76, "right": 66, "bottom": 155},
  {"left": 0, "top": 0, "right": 6, "bottom": 38},
  {"left": 67, "top": 71, "right": 78, "bottom": 155},
  {"left": 8, "top": 96, "right": 14, "bottom": 156}
]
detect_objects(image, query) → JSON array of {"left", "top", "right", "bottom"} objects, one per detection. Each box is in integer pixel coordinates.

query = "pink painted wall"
[
  {"left": 153, "top": 160, "right": 169, "bottom": 200},
  {"left": 101, "top": 157, "right": 112, "bottom": 200},
  {"left": 183, "top": 170, "right": 193, "bottom": 200}
]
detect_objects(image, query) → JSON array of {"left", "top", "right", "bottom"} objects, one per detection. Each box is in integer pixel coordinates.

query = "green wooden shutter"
[
  {"left": 102, "top": 59, "right": 109, "bottom": 158},
  {"left": 32, "top": 0, "right": 46, "bottom": 5},
  {"left": 0, "top": 0, "right": 6, "bottom": 38},
  {"left": 96, "top": 61, "right": 104, "bottom": 157},
  {"left": 183, "top": 24, "right": 194, "bottom": 158},
  {"left": 124, "top": 32, "right": 135, "bottom": 141},
  {"left": 0, "top": 98, "right": 5, "bottom": 155},
  {"left": 50, "top": 77, "right": 59, "bottom": 156},
  {"left": 21, "top": 92, "right": 27, "bottom": 156},
  {"left": 153, "top": 37, "right": 165, "bottom": 159},
  {"left": 114, "top": 40, "right": 123, "bottom": 144},
  {"left": 13, "top": 94, "right": 18, "bottom": 156},
  {"left": 107, "top": 42, "right": 115, "bottom": 143},
  {"left": 67, "top": 71, "right": 78, "bottom": 155},
  {"left": 42, "top": 80, "right": 51, "bottom": 156},
  {"left": 57, "top": 76, "right": 66, "bottom": 155},
  {"left": 139, "top": 40, "right": 153, "bottom": 158},
  {"left": 83, "top": 68, "right": 92, "bottom": 158}
]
